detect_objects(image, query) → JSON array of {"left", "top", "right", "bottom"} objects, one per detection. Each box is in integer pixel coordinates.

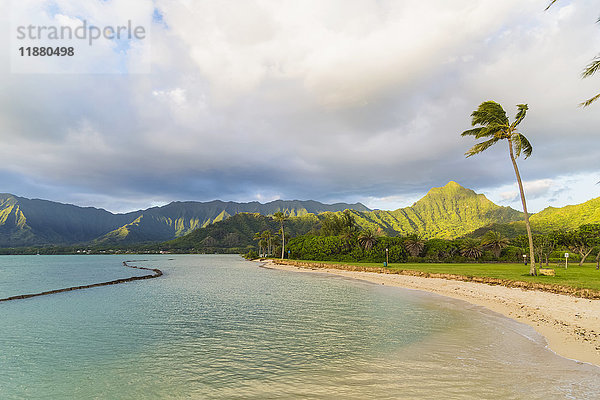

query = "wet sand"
[{"left": 261, "top": 259, "right": 600, "bottom": 367}]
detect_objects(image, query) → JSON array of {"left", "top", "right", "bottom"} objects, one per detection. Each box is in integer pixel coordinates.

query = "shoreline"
[{"left": 260, "top": 259, "right": 600, "bottom": 367}]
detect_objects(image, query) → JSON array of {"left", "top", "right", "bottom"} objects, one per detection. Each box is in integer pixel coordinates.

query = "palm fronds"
[
  {"left": 470, "top": 101, "right": 509, "bottom": 127},
  {"left": 460, "top": 127, "right": 485, "bottom": 137},
  {"left": 462, "top": 101, "right": 532, "bottom": 159},
  {"left": 511, "top": 104, "right": 529, "bottom": 128},
  {"left": 460, "top": 238, "right": 483, "bottom": 259},
  {"left": 465, "top": 137, "right": 500, "bottom": 158},
  {"left": 582, "top": 57, "right": 600, "bottom": 78},
  {"left": 403, "top": 234, "right": 425, "bottom": 257},
  {"left": 580, "top": 93, "right": 600, "bottom": 107},
  {"left": 579, "top": 58, "right": 600, "bottom": 107},
  {"left": 481, "top": 231, "right": 509, "bottom": 258},
  {"left": 512, "top": 133, "right": 533, "bottom": 159},
  {"left": 357, "top": 229, "right": 378, "bottom": 251},
  {"left": 545, "top": 0, "right": 559, "bottom": 11}
]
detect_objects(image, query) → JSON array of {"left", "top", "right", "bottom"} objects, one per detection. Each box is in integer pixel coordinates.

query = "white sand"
[{"left": 261, "top": 260, "right": 600, "bottom": 366}]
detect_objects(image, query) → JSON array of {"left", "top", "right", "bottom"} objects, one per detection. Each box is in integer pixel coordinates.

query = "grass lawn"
[{"left": 290, "top": 260, "right": 600, "bottom": 292}]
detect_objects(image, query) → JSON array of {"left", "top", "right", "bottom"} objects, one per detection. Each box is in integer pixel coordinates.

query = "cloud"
[
  {"left": 1, "top": 0, "right": 599, "bottom": 212},
  {"left": 485, "top": 172, "right": 600, "bottom": 213},
  {"left": 499, "top": 179, "right": 555, "bottom": 203}
]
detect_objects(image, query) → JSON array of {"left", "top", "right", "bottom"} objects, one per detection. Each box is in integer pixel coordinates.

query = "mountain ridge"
[
  {"left": 0, "top": 193, "right": 369, "bottom": 247},
  {"left": 337, "top": 181, "right": 524, "bottom": 239},
  {"left": 2, "top": 182, "right": 599, "bottom": 248}
]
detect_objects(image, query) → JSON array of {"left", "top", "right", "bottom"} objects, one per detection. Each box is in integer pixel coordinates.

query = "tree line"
[{"left": 261, "top": 211, "right": 600, "bottom": 267}]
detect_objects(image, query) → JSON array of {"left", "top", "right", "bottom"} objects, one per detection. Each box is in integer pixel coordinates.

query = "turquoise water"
[{"left": 0, "top": 255, "right": 598, "bottom": 399}]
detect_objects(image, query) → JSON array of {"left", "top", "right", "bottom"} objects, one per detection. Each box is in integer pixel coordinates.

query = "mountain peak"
[
  {"left": 444, "top": 181, "right": 463, "bottom": 189},
  {"left": 422, "top": 181, "right": 475, "bottom": 199}
]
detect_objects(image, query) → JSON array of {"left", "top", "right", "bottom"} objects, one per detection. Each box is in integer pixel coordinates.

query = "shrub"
[{"left": 243, "top": 250, "right": 259, "bottom": 260}]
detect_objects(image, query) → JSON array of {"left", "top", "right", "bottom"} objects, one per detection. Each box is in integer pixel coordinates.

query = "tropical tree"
[
  {"left": 481, "top": 230, "right": 509, "bottom": 258},
  {"left": 259, "top": 239, "right": 267, "bottom": 257},
  {"left": 339, "top": 226, "right": 356, "bottom": 252},
  {"left": 341, "top": 209, "right": 359, "bottom": 233},
  {"left": 262, "top": 230, "right": 274, "bottom": 256},
  {"left": 404, "top": 234, "right": 425, "bottom": 257},
  {"left": 320, "top": 213, "right": 344, "bottom": 236},
  {"left": 358, "top": 229, "right": 378, "bottom": 252},
  {"left": 460, "top": 238, "right": 484, "bottom": 260},
  {"left": 534, "top": 231, "right": 559, "bottom": 267},
  {"left": 253, "top": 232, "right": 263, "bottom": 257},
  {"left": 424, "top": 239, "right": 459, "bottom": 261},
  {"left": 577, "top": 224, "right": 600, "bottom": 267},
  {"left": 559, "top": 226, "right": 598, "bottom": 266},
  {"left": 589, "top": 225, "right": 600, "bottom": 269},
  {"left": 271, "top": 234, "right": 281, "bottom": 254},
  {"left": 462, "top": 101, "right": 537, "bottom": 275},
  {"left": 273, "top": 211, "right": 288, "bottom": 259}
]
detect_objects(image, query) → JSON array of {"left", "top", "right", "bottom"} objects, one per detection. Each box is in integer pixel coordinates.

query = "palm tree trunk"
[
  {"left": 596, "top": 250, "right": 599, "bottom": 270},
  {"left": 280, "top": 225, "right": 285, "bottom": 259},
  {"left": 508, "top": 140, "right": 536, "bottom": 276}
]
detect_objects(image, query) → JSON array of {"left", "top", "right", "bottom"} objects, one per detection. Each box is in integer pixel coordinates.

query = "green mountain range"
[
  {"left": 0, "top": 193, "right": 368, "bottom": 247},
  {"left": 166, "top": 181, "right": 600, "bottom": 251},
  {"left": 165, "top": 181, "right": 524, "bottom": 251},
  {"left": 165, "top": 213, "right": 320, "bottom": 252},
  {"left": 2, "top": 181, "right": 599, "bottom": 249},
  {"left": 467, "top": 196, "right": 600, "bottom": 238},
  {"left": 530, "top": 196, "right": 600, "bottom": 231}
]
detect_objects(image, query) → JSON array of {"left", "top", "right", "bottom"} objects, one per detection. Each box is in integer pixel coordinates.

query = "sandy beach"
[{"left": 261, "top": 259, "right": 600, "bottom": 367}]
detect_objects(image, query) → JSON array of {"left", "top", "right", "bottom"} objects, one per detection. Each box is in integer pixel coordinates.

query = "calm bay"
[{"left": 0, "top": 254, "right": 598, "bottom": 399}]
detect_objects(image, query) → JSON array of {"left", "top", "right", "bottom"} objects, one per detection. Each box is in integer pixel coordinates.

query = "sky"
[{"left": 1, "top": 0, "right": 599, "bottom": 213}]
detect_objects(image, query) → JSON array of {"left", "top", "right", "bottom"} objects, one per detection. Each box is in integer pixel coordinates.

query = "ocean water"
[{"left": 0, "top": 254, "right": 598, "bottom": 399}]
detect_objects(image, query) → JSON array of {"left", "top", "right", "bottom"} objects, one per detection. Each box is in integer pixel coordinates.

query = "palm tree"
[
  {"left": 462, "top": 101, "right": 537, "bottom": 275},
  {"left": 253, "top": 232, "right": 263, "bottom": 257},
  {"left": 262, "top": 230, "right": 274, "bottom": 256},
  {"left": 339, "top": 226, "right": 356, "bottom": 252},
  {"left": 404, "top": 234, "right": 425, "bottom": 257},
  {"left": 259, "top": 239, "right": 267, "bottom": 258},
  {"left": 358, "top": 229, "right": 378, "bottom": 252},
  {"left": 460, "top": 238, "right": 484, "bottom": 260},
  {"left": 273, "top": 211, "right": 288, "bottom": 259},
  {"left": 481, "top": 231, "right": 509, "bottom": 258}
]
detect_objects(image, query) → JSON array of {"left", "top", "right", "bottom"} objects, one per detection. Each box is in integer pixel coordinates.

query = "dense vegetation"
[{"left": 281, "top": 211, "right": 600, "bottom": 269}]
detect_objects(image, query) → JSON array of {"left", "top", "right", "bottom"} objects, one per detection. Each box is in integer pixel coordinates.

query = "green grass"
[{"left": 290, "top": 260, "right": 600, "bottom": 292}]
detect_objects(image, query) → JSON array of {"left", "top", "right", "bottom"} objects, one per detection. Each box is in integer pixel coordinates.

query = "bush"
[
  {"left": 287, "top": 234, "right": 407, "bottom": 263},
  {"left": 243, "top": 250, "right": 259, "bottom": 260}
]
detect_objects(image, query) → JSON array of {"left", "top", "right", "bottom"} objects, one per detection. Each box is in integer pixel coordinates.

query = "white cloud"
[
  {"left": 152, "top": 88, "right": 187, "bottom": 105},
  {"left": 484, "top": 173, "right": 600, "bottom": 213},
  {"left": 1, "top": 0, "right": 599, "bottom": 211}
]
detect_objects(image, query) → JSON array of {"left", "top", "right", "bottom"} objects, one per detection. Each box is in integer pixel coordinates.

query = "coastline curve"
[{"left": 262, "top": 259, "right": 600, "bottom": 367}]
